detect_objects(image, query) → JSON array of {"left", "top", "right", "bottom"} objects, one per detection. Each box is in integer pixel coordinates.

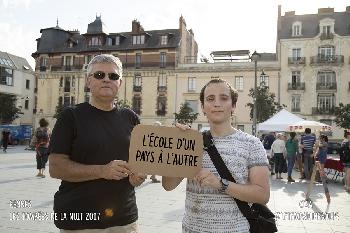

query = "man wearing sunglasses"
[{"left": 49, "top": 54, "right": 145, "bottom": 233}]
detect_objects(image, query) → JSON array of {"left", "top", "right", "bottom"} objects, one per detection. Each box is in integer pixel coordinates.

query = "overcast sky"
[{"left": 1, "top": 0, "right": 349, "bottom": 68}]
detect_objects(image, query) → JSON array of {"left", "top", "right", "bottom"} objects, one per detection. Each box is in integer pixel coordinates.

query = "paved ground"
[{"left": 0, "top": 146, "right": 349, "bottom": 233}]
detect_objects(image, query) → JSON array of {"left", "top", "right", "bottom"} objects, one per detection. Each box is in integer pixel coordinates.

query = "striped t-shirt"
[
  {"left": 301, "top": 134, "right": 316, "bottom": 151},
  {"left": 182, "top": 130, "right": 269, "bottom": 233}
]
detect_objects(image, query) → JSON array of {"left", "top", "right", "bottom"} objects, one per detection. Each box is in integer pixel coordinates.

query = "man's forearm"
[{"left": 49, "top": 154, "right": 103, "bottom": 182}]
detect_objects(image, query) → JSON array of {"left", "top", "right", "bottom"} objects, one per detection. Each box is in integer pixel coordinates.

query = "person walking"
[
  {"left": 340, "top": 130, "right": 350, "bottom": 192},
  {"left": 285, "top": 132, "right": 298, "bottom": 182},
  {"left": 301, "top": 128, "right": 316, "bottom": 180},
  {"left": 271, "top": 133, "right": 286, "bottom": 180},
  {"left": 263, "top": 132, "right": 276, "bottom": 175},
  {"left": 2, "top": 129, "right": 10, "bottom": 153},
  {"left": 35, "top": 118, "right": 51, "bottom": 178}
]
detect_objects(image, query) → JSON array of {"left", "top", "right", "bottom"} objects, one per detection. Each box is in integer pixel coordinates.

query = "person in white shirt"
[{"left": 271, "top": 133, "right": 286, "bottom": 179}]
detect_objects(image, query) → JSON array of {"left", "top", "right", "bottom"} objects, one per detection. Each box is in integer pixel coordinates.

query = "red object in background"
[{"left": 325, "top": 157, "right": 344, "bottom": 172}]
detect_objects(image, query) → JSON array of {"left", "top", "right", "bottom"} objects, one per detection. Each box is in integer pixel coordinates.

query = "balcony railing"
[
  {"left": 320, "top": 33, "right": 334, "bottom": 40},
  {"left": 312, "top": 107, "right": 335, "bottom": 115},
  {"left": 310, "top": 55, "right": 344, "bottom": 65},
  {"left": 157, "top": 86, "right": 167, "bottom": 92},
  {"left": 288, "top": 57, "right": 306, "bottom": 65},
  {"left": 50, "top": 65, "right": 83, "bottom": 71},
  {"left": 316, "top": 82, "right": 337, "bottom": 90},
  {"left": 291, "top": 108, "right": 300, "bottom": 113},
  {"left": 287, "top": 82, "right": 305, "bottom": 90},
  {"left": 156, "top": 110, "right": 166, "bottom": 116},
  {"left": 133, "top": 86, "right": 142, "bottom": 92}
]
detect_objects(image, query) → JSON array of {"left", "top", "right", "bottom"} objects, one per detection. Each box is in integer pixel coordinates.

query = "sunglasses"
[{"left": 89, "top": 71, "right": 120, "bottom": 80}]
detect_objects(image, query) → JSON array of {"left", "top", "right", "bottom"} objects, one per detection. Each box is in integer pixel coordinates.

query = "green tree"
[
  {"left": 174, "top": 102, "right": 199, "bottom": 125},
  {"left": 246, "top": 85, "right": 286, "bottom": 123},
  {"left": 115, "top": 99, "right": 131, "bottom": 109},
  {"left": 0, "top": 93, "right": 21, "bottom": 123},
  {"left": 334, "top": 103, "right": 350, "bottom": 129},
  {"left": 53, "top": 100, "right": 65, "bottom": 119}
]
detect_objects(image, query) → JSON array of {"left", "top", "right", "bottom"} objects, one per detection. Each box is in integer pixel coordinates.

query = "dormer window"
[
  {"left": 160, "top": 35, "right": 168, "bottom": 45},
  {"left": 292, "top": 22, "right": 302, "bottom": 37},
  {"left": 107, "top": 36, "right": 120, "bottom": 46},
  {"left": 68, "top": 42, "right": 73, "bottom": 48},
  {"left": 132, "top": 35, "right": 145, "bottom": 45},
  {"left": 319, "top": 18, "right": 335, "bottom": 39},
  {"left": 88, "top": 37, "right": 101, "bottom": 46},
  {"left": 322, "top": 25, "right": 331, "bottom": 35}
]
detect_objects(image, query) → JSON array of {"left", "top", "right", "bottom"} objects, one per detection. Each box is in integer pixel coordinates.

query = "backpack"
[
  {"left": 35, "top": 127, "right": 49, "bottom": 145},
  {"left": 339, "top": 141, "right": 350, "bottom": 163}
]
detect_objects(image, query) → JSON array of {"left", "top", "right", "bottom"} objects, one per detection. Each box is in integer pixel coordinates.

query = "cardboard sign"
[{"left": 129, "top": 125, "right": 203, "bottom": 178}]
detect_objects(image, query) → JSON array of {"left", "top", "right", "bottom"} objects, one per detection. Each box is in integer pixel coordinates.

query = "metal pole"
[{"left": 252, "top": 59, "right": 257, "bottom": 136}]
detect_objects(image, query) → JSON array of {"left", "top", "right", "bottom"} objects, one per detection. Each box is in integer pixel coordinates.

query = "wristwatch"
[{"left": 220, "top": 178, "right": 230, "bottom": 193}]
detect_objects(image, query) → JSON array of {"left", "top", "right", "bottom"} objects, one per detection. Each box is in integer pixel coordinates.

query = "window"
[
  {"left": 160, "top": 52, "right": 166, "bottom": 68},
  {"left": 71, "top": 96, "right": 75, "bottom": 106},
  {"left": 188, "top": 77, "right": 196, "bottom": 91},
  {"left": 0, "top": 67, "right": 13, "bottom": 86},
  {"left": 25, "top": 80, "right": 30, "bottom": 89},
  {"left": 63, "top": 94, "right": 70, "bottom": 106},
  {"left": 132, "top": 35, "right": 145, "bottom": 45},
  {"left": 158, "top": 73, "right": 166, "bottom": 87},
  {"left": 64, "top": 77, "right": 71, "bottom": 92},
  {"left": 237, "top": 125, "right": 245, "bottom": 132},
  {"left": 72, "top": 76, "right": 76, "bottom": 88},
  {"left": 322, "top": 25, "right": 331, "bottom": 35},
  {"left": 292, "top": 48, "right": 301, "bottom": 60},
  {"left": 292, "top": 22, "right": 302, "bottom": 36},
  {"left": 24, "top": 99, "right": 29, "bottom": 110},
  {"left": 317, "top": 71, "right": 335, "bottom": 86},
  {"left": 134, "top": 74, "right": 142, "bottom": 87},
  {"left": 291, "top": 95, "right": 300, "bottom": 112},
  {"left": 317, "top": 95, "right": 335, "bottom": 110},
  {"left": 41, "top": 57, "right": 47, "bottom": 66},
  {"left": 65, "top": 56, "right": 72, "bottom": 67},
  {"left": 160, "top": 35, "right": 168, "bottom": 45},
  {"left": 85, "top": 55, "right": 92, "bottom": 64},
  {"left": 260, "top": 74, "right": 269, "bottom": 87},
  {"left": 89, "top": 37, "right": 101, "bottom": 46},
  {"left": 59, "top": 77, "right": 63, "bottom": 87},
  {"left": 318, "top": 46, "right": 334, "bottom": 59},
  {"left": 132, "top": 96, "right": 141, "bottom": 115},
  {"left": 115, "top": 36, "right": 120, "bottom": 45},
  {"left": 292, "top": 71, "right": 301, "bottom": 84},
  {"left": 157, "top": 96, "right": 167, "bottom": 116},
  {"left": 185, "top": 100, "right": 198, "bottom": 113},
  {"left": 235, "top": 76, "right": 243, "bottom": 91},
  {"left": 135, "top": 53, "right": 141, "bottom": 68}
]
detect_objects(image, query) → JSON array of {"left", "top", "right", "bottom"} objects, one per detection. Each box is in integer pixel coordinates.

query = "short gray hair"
[{"left": 87, "top": 54, "right": 123, "bottom": 79}]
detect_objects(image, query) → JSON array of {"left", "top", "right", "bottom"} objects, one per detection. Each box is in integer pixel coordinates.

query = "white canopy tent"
[
  {"left": 287, "top": 120, "right": 332, "bottom": 132},
  {"left": 257, "top": 109, "right": 304, "bottom": 132}
]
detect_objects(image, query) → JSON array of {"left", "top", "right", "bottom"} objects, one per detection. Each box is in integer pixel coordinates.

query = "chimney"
[
  {"left": 284, "top": 11, "right": 295, "bottom": 16},
  {"left": 318, "top": 8, "right": 334, "bottom": 14},
  {"left": 132, "top": 19, "right": 144, "bottom": 33},
  {"left": 346, "top": 6, "right": 350, "bottom": 13},
  {"left": 179, "top": 15, "right": 187, "bottom": 31}
]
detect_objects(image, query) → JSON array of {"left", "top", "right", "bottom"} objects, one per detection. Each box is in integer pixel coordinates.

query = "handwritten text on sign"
[{"left": 129, "top": 125, "right": 203, "bottom": 178}]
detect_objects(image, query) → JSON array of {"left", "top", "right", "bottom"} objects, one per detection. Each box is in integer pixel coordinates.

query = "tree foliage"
[
  {"left": 0, "top": 93, "right": 21, "bottom": 124},
  {"left": 53, "top": 100, "right": 65, "bottom": 119},
  {"left": 246, "top": 85, "right": 286, "bottom": 123},
  {"left": 174, "top": 102, "right": 199, "bottom": 125},
  {"left": 334, "top": 103, "right": 350, "bottom": 129}
]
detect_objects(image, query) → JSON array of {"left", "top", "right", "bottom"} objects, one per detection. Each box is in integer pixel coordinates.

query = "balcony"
[
  {"left": 157, "top": 86, "right": 167, "bottom": 92},
  {"left": 133, "top": 86, "right": 142, "bottom": 92},
  {"left": 316, "top": 82, "right": 337, "bottom": 90},
  {"left": 50, "top": 65, "right": 83, "bottom": 72},
  {"left": 320, "top": 33, "right": 334, "bottom": 40},
  {"left": 288, "top": 57, "right": 306, "bottom": 65},
  {"left": 310, "top": 55, "right": 344, "bottom": 66},
  {"left": 39, "top": 66, "right": 47, "bottom": 72},
  {"left": 156, "top": 109, "right": 166, "bottom": 116},
  {"left": 312, "top": 107, "right": 335, "bottom": 115},
  {"left": 287, "top": 82, "right": 305, "bottom": 91}
]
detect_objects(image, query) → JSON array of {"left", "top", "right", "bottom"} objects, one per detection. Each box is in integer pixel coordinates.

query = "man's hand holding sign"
[{"left": 129, "top": 124, "right": 203, "bottom": 178}]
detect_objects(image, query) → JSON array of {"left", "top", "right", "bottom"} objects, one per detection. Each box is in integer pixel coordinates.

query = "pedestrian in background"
[
  {"left": 285, "top": 132, "right": 298, "bottom": 182},
  {"left": 263, "top": 132, "right": 276, "bottom": 175},
  {"left": 271, "top": 133, "right": 286, "bottom": 179},
  {"left": 1, "top": 129, "right": 10, "bottom": 153},
  {"left": 301, "top": 128, "right": 316, "bottom": 180},
  {"left": 34, "top": 118, "right": 51, "bottom": 178}
]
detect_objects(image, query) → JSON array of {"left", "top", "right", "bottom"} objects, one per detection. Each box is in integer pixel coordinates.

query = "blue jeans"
[
  {"left": 303, "top": 150, "right": 314, "bottom": 179},
  {"left": 287, "top": 153, "right": 296, "bottom": 177}
]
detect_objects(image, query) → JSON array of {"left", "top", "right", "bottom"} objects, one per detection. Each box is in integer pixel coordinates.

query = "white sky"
[{"left": 1, "top": 0, "right": 349, "bottom": 68}]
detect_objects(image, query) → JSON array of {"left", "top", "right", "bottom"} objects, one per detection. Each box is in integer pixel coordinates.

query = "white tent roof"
[{"left": 257, "top": 109, "right": 304, "bottom": 132}]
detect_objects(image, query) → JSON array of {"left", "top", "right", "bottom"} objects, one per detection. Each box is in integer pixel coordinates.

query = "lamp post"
[{"left": 251, "top": 51, "right": 260, "bottom": 136}]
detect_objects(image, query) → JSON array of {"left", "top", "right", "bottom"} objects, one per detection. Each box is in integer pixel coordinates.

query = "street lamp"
[{"left": 250, "top": 51, "right": 260, "bottom": 137}]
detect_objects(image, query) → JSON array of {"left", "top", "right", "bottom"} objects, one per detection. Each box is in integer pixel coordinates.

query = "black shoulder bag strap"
[{"left": 202, "top": 130, "right": 257, "bottom": 221}]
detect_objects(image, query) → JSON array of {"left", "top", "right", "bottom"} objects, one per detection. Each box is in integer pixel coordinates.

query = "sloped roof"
[
  {"left": 0, "top": 51, "right": 33, "bottom": 71},
  {"left": 278, "top": 11, "right": 350, "bottom": 39}
]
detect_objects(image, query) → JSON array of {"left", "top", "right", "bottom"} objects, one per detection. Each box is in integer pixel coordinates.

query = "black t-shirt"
[{"left": 49, "top": 102, "right": 140, "bottom": 230}]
